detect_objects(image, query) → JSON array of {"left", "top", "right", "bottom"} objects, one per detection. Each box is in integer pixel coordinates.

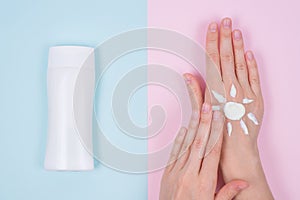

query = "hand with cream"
[
  {"left": 159, "top": 74, "right": 248, "bottom": 200},
  {"left": 205, "top": 18, "right": 273, "bottom": 199}
]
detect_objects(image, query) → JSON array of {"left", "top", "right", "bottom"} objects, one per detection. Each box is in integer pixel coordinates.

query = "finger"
[
  {"left": 166, "top": 127, "right": 187, "bottom": 172},
  {"left": 220, "top": 18, "right": 236, "bottom": 84},
  {"left": 186, "top": 102, "right": 212, "bottom": 173},
  {"left": 206, "top": 22, "right": 221, "bottom": 73},
  {"left": 199, "top": 111, "right": 224, "bottom": 185},
  {"left": 232, "top": 29, "right": 252, "bottom": 95},
  {"left": 182, "top": 74, "right": 203, "bottom": 152},
  {"left": 206, "top": 22, "right": 223, "bottom": 105},
  {"left": 245, "top": 51, "right": 262, "bottom": 97},
  {"left": 174, "top": 74, "right": 203, "bottom": 170},
  {"left": 215, "top": 180, "right": 248, "bottom": 200}
]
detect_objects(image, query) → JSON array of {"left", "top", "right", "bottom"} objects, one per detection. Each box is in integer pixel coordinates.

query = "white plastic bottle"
[{"left": 44, "top": 46, "right": 95, "bottom": 171}]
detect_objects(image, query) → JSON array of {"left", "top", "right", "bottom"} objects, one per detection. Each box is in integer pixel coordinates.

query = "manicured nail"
[
  {"left": 234, "top": 30, "right": 241, "bottom": 40},
  {"left": 246, "top": 51, "right": 253, "bottom": 61},
  {"left": 223, "top": 18, "right": 231, "bottom": 28},
  {"left": 202, "top": 103, "right": 211, "bottom": 113},
  {"left": 209, "top": 22, "right": 217, "bottom": 32},
  {"left": 213, "top": 111, "right": 222, "bottom": 120}
]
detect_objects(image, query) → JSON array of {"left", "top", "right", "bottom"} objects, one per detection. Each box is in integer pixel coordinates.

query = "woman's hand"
[
  {"left": 159, "top": 74, "right": 248, "bottom": 200},
  {"left": 205, "top": 18, "right": 273, "bottom": 199}
]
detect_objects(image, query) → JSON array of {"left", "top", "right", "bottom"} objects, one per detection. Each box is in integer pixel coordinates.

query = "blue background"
[{"left": 0, "top": 0, "right": 148, "bottom": 199}]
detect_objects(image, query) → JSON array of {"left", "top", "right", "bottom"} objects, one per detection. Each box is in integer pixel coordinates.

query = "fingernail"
[
  {"left": 202, "top": 103, "right": 211, "bottom": 113},
  {"left": 237, "top": 183, "right": 249, "bottom": 191},
  {"left": 234, "top": 30, "right": 241, "bottom": 40},
  {"left": 223, "top": 18, "right": 231, "bottom": 28},
  {"left": 213, "top": 111, "right": 222, "bottom": 120},
  {"left": 209, "top": 22, "right": 217, "bottom": 32},
  {"left": 246, "top": 51, "right": 253, "bottom": 61}
]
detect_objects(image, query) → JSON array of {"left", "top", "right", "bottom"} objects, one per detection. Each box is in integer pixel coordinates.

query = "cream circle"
[{"left": 223, "top": 101, "right": 246, "bottom": 120}]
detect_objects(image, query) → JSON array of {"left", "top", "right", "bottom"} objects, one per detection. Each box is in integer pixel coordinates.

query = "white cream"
[
  {"left": 230, "top": 84, "right": 237, "bottom": 98},
  {"left": 247, "top": 112, "right": 259, "bottom": 125},
  {"left": 243, "top": 98, "right": 254, "bottom": 104},
  {"left": 227, "top": 122, "right": 232, "bottom": 136},
  {"left": 212, "top": 90, "right": 226, "bottom": 103},
  {"left": 212, "top": 105, "right": 221, "bottom": 111},
  {"left": 240, "top": 119, "right": 249, "bottom": 135},
  {"left": 223, "top": 102, "right": 245, "bottom": 120},
  {"left": 210, "top": 89, "right": 255, "bottom": 136}
]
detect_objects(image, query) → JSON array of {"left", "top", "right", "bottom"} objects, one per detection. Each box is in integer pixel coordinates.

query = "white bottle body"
[{"left": 44, "top": 46, "right": 95, "bottom": 171}]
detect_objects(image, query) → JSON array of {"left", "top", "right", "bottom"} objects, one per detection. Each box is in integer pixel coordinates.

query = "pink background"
[{"left": 148, "top": 0, "right": 300, "bottom": 199}]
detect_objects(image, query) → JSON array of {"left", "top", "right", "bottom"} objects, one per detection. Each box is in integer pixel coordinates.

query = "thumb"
[{"left": 215, "top": 180, "right": 249, "bottom": 200}]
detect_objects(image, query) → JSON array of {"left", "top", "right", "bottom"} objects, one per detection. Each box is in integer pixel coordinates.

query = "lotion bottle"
[{"left": 44, "top": 46, "right": 95, "bottom": 171}]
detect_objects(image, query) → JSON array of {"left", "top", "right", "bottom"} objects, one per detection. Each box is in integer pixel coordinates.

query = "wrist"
[
  {"left": 221, "top": 143, "right": 274, "bottom": 200},
  {"left": 220, "top": 141, "right": 263, "bottom": 181}
]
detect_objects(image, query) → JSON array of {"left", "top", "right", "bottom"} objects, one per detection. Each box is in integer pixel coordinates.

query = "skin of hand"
[
  {"left": 205, "top": 18, "right": 273, "bottom": 199},
  {"left": 159, "top": 74, "right": 249, "bottom": 200}
]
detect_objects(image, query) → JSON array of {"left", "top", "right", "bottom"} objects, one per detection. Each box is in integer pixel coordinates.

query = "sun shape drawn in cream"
[{"left": 211, "top": 84, "right": 259, "bottom": 136}]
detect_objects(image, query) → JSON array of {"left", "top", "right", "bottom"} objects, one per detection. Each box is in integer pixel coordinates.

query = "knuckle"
[
  {"left": 220, "top": 53, "right": 234, "bottom": 63},
  {"left": 191, "top": 88, "right": 200, "bottom": 98},
  {"left": 193, "top": 138, "right": 203, "bottom": 150},
  {"left": 181, "top": 144, "right": 190, "bottom": 153},
  {"left": 176, "top": 130, "right": 185, "bottom": 142},
  {"left": 209, "top": 142, "right": 221, "bottom": 155},
  {"left": 250, "top": 76, "right": 260, "bottom": 85},
  {"left": 235, "top": 62, "right": 247, "bottom": 71},
  {"left": 249, "top": 60, "right": 258, "bottom": 68},
  {"left": 169, "top": 152, "right": 177, "bottom": 160},
  {"left": 174, "top": 137, "right": 182, "bottom": 146},
  {"left": 207, "top": 51, "right": 220, "bottom": 63},
  {"left": 249, "top": 63, "right": 258, "bottom": 71},
  {"left": 200, "top": 114, "right": 211, "bottom": 124},
  {"left": 189, "top": 83, "right": 198, "bottom": 93},
  {"left": 200, "top": 118, "right": 209, "bottom": 125}
]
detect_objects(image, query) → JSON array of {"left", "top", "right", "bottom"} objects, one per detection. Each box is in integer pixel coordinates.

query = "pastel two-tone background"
[{"left": 0, "top": 0, "right": 299, "bottom": 199}]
